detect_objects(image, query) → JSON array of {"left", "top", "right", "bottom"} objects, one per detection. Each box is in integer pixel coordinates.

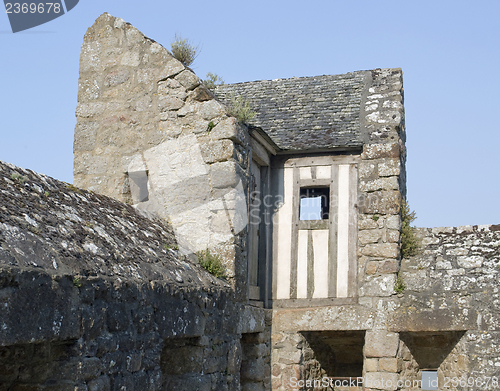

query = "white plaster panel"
[
  {"left": 316, "top": 165, "right": 331, "bottom": 179},
  {"left": 297, "top": 230, "right": 309, "bottom": 299},
  {"left": 299, "top": 167, "right": 312, "bottom": 179},
  {"left": 276, "top": 167, "right": 293, "bottom": 299},
  {"left": 312, "top": 229, "right": 329, "bottom": 298},
  {"left": 337, "top": 164, "right": 350, "bottom": 298}
]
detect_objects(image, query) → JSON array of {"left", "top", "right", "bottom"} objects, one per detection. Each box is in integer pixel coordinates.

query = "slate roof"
[
  {"left": 215, "top": 70, "right": 370, "bottom": 151},
  {"left": 0, "top": 160, "right": 224, "bottom": 287}
]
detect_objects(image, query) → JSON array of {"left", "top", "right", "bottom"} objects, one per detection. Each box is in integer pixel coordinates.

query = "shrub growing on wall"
[
  {"left": 203, "top": 72, "right": 224, "bottom": 91},
  {"left": 401, "top": 199, "right": 420, "bottom": 258},
  {"left": 170, "top": 34, "right": 199, "bottom": 67},
  {"left": 197, "top": 249, "right": 227, "bottom": 279},
  {"left": 228, "top": 94, "right": 256, "bottom": 123}
]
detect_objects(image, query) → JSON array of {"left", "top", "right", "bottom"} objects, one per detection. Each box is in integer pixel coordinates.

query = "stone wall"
[
  {"left": 0, "top": 160, "right": 270, "bottom": 391},
  {"left": 73, "top": 13, "right": 252, "bottom": 300},
  {"left": 0, "top": 268, "right": 270, "bottom": 391},
  {"left": 391, "top": 224, "right": 500, "bottom": 390}
]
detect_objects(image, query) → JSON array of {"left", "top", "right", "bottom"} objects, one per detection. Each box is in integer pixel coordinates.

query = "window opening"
[
  {"left": 299, "top": 187, "right": 329, "bottom": 220},
  {"left": 128, "top": 170, "right": 149, "bottom": 203}
]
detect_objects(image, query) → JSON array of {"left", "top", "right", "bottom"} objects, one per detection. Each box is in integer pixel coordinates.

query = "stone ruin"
[{"left": 1, "top": 11, "right": 500, "bottom": 391}]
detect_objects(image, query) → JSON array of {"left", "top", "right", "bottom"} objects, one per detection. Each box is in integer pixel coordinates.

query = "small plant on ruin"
[
  {"left": 72, "top": 277, "right": 82, "bottom": 288},
  {"left": 66, "top": 183, "right": 82, "bottom": 194},
  {"left": 44, "top": 191, "right": 50, "bottom": 197},
  {"left": 203, "top": 72, "right": 225, "bottom": 91},
  {"left": 197, "top": 249, "right": 227, "bottom": 279},
  {"left": 207, "top": 121, "right": 216, "bottom": 132},
  {"left": 394, "top": 273, "right": 405, "bottom": 293},
  {"left": 228, "top": 94, "right": 256, "bottom": 124},
  {"left": 371, "top": 214, "right": 379, "bottom": 222},
  {"left": 401, "top": 199, "right": 420, "bottom": 258},
  {"left": 10, "top": 173, "right": 27, "bottom": 184},
  {"left": 170, "top": 34, "right": 199, "bottom": 67},
  {"left": 164, "top": 243, "right": 179, "bottom": 251}
]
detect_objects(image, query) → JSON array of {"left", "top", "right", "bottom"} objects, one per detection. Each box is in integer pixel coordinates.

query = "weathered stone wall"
[
  {"left": 73, "top": 13, "right": 252, "bottom": 299},
  {"left": 357, "top": 68, "right": 405, "bottom": 298},
  {"left": 0, "top": 161, "right": 270, "bottom": 391},
  {"left": 390, "top": 224, "right": 500, "bottom": 390}
]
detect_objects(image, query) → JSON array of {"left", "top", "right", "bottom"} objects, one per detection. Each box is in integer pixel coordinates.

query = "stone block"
[
  {"left": 386, "top": 229, "right": 400, "bottom": 243},
  {"left": 200, "top": 140, "right": 234, "bottom": 164},
  {"left": 158, "top": 120, "right": 182, "bottom": 138},
  {"left": 359, "top": 177, "right": 399, "bottom": 192},
  {"left": 78, "top": 78, "right": 101, "bottom": 101},
  {"left": 244, "top": 343, "right": 269, "bottom": 359},
  {"left": 361, "top": 143, "right": 400, "bottom": 160},
  {"left": 364, "top": 372, "right": 398, "bottom": 390},
  {"left": 175, "top": 70, "right": 201, "bottom": 91},
  {"left": 88, "top": 375, "right": 110, "bottom": 391},
  {"left": 359, "top": 229, "right": 383, "bottom": 245},
  {"left": 193, "top": 86, "right": 213, "bottom": 101},
  {"left": 237, "top": 306, "right": 266, "bottom": 334},
  {"left": 366, "top": 261, "right": 378, "bottom": 275},
  {"left": 107, "top": 303, "right": 130, "bottom": 332},
  {"left": 359, "top": 215, "right": 380, "bottom": 230},
  {"left": 120, "top": 51, "right": 140, "bottom": 67},
  {"left": 75, "top": 103, "right": 105, "bottom": 118},
  {"left": 126, "top": 352, "right": 142, "bottom": 373},
  {"left": 162, "top": 345, "right": 204, "bottom": 375},
  {"left": 457, "top": 255, "right": 483, "bottom": 268},
  {"left": 378, "top": 260, "right": 398, "bottom": 274},
  {"left": 177, "top": 102, "right": 197, "bottom": 117},
  {"left": 401, "top": 270, "right": 428, "bottom": 292},
  {"left": 358, "top": 191, "right": 401, "bottom": 215},
  {"left": 362, "top": 243, "right": 399, "bottom": 258},
  {"left": 379, "top": 357, "right": 398, "bottom": 372},
  {"left": 241, "top": 358, "right": 267, "bottom": 381},
  {"left": 158, "top": 58, "right": 185, "bottom": 80},
  {"left": 158, "top": 78, "right": 187, "bottom": 99},
  {"left": 360, "top": 275, "right": 395, "bottom": 297},
  {"left": 104, "top": 69, "right": 130, "bottom": 87},
  {"left": 359, "top": 161, "right": 376, "bottom": 179},
  {"left": 446, "top": 247, "right": 468, "bottom": 256},
  {"left": 158, "top": 96, "right": 184, "bottom": 112},
  {"left": 210, "top": 161, "right": 243, "bottom": 189},
  {"left": 365, "top": 358, "right": 378, "bottom": 372},
  {"left": 210, "top": 117, "right": 247, "bottom": 145},
  {"left": 74, "top": 121, "right": 98, "bottom": 152},
  {"left": 436, "top": 258, "right": 452, "bottom": 270},
  {"left": 378, "top": 159, "right": 401, "bottom": 177},
  {"left": 385, "top": 215, "right": 400, "bottom": 230},
  {"left": 200, "top": 100, "right": 225, "bottom": 120},
  {"left": 365, "top": 330, "right": 399, "bottom": 358}
]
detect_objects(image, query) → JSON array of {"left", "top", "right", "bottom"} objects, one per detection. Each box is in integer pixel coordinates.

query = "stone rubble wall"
[
  {"left": 355, "top": 69, "right": 406, "bottom": 390},
  {"left": 73, "top": 13, "right": 252, "bottom": 299},
  {"left": 357, "top": 68, "right": 406, "bottom": 298},
  {"left": 392, "top": 224, "right": 500, "bottom": 390},
  {"left": 0, "top": 267, "right": 270, "bottom": 391}
]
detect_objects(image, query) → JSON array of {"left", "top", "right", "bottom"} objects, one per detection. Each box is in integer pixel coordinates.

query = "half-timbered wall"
[{"left": 272, "top": 155, "right": 359, "bottom": 305}]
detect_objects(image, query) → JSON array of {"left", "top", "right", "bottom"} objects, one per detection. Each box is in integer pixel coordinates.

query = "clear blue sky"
[{"left": 1, "top": 0, "right": 499, "bottom": 228}]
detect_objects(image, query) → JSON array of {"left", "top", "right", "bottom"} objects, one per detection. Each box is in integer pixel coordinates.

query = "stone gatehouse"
[{"left": 1, "top": 12, "right": 500, "bottom": 391}]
